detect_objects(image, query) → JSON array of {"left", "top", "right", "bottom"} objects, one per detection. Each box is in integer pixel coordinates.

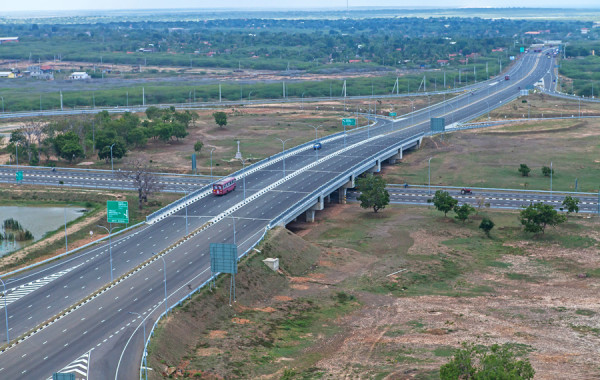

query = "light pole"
[
  {"left": 64, "top": 206, "right": 69, "bottom": 252},
  {"left": 238, "top": 158, "right": 247, "bottom": 202},
  {"left": 209, "top": 147, "right": 215, "bottom": 182},
  {"left": 248, "top": 90, "right": 254, "bottom": 102},
  {"left": 177, "top": 186, "right": 189, "bottom": 235},
  {"left": 428, "top": 157, "right": 432, "bottom": 195},
  {"left": 309, "top": 125, "right": 322, "bottom": 161},
  {"left": 160, "top": 256, "right": 168, "bottom": 316},
  {"left": 275, "top": 138, "right": 292, "bottom": 177},
  {"left": 1, "top": 96, "right": 4, "bottom": 113},
  {"left": 485, "top": 100, "right": 490, "bottom": 119},
  {"left": 410, "top": 99, "right": 415, "bottom": 126},
  {"left": 550, "top": 161, "right": 553, "bottom": 195},
  {"left": 301, "top": 92, "right": 306, "bottom": 109},
  {"left": 0, "top": 276, "right": 9, "bottom": 343},
  {"left": 15, "top": 142, "right": 18, "bottom": 170},
  {"left": 96, "top": 225, "right": 121, "bottom": 282},
  {"left": 128, "top": 311, "right": 148, "bottom": 380},
  {"left": 110, "top": 143, "right": 116, "bottom": 172}
]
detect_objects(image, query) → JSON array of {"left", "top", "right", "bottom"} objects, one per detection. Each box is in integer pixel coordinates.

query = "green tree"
[
  {"left": 519, "top": 202, "right": 566, "bottom": 234},
  {"left": 479, "top": 217, "right": 495, "bottom": 237},
  {"left": 194, "top": 140, "right": 204, "bottom": 154},
  {"left": 356, "top": 174, "right": 390, "bottom": 213},
  {"left": 440, "top": 343, "right": 534, "bottom": 380},
  {"left": 53, "top": 131, "right": 82, "bottom": 161},
  {"left": 98, "top": 140, "right": 127, "bottom": 162},
  {"left": 172, "top": 122, "right": 188, "bottom": 140},
  {"left": 432, "top": 190, "right": 458, "bottom": 217},
  {"left": 145, "top": 106, "right": 162, "bottom": 120},
  {"left": 454, "top": 203, "right": 475, "bottom": 223},
  {"left": 541, "top": 166, "right": 554, "bottom": 177},
  {"left": 562, "top": 196, "right": 580, "bottom": 216},
  {"left": 213, "top": 111, "right": 228, "bottom": 128},
  {"left": 60, "top": 141, "right": 84, "bottom": 162},
  {"left": 518, "top": 164, "right": 531, "bottom": 177}
]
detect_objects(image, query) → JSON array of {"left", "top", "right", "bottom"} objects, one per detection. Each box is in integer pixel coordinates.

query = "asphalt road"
[
  {"left": 0, "top": 50, "right": 555, "bottom": 379},
  {"left": 0, "top": 166, "right": 211, "bottom": 192},
  {"left": 348, "top": 187, "right": 599, "bottom": 213}
]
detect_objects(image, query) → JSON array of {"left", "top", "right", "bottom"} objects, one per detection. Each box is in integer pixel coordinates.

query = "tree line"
[{"left": 3, "top": 106, "right": 196, "bottom": 166}]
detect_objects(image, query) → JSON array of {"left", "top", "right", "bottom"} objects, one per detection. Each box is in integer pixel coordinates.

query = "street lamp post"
[
  {"left": 0, "top": 277, "right": 9, "bottom": 343},
  {"left": 110, "top": 143, "right": 116, "bottom": 172},
  {"left": 275, "top": 138, "right": 292, "bottom": 177},
  {"left": 1, "top": 96, "right": 4, "bottom": 113},
  {"left": 410, "top": 99, "right": 415, "bottom": 126},
  {"left": 177, "top": 186, "right": 189, "bottom": 235},
  {"left": 238, "top": 158, "right": 247, "bottom": 202},
  {"left": 209, "top": 147, "right": 216, "bottom": 182},
  {"left": 96, "top": 225, "right": 121, "bottom": 282},
  {"left": 128, "top": 311, "right": 148, "bottom": 380},
  {"left": 15, "top": 142, "right": 19, "bottom": 170},
  {"left": 309, "top": 125, "right": 322, "bottom": 161},
  {"left": 301, "top": 92, "right": 306, "bottom": 109},
  {"left": 64, "top": 207, "right": 69, "bottom": 252},
  {"left": 428, "top": 157, "right": 433, "bottom": 195},
  {"left": 161, "top": 256, "right": 168, "bottom": 316},
  {"left": 550, "top": 161, "right": 553, "bottom": 195}
]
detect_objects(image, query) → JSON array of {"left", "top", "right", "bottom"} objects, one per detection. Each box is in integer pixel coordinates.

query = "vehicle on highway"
[
  {"left": 313, "top": 142, "right": 322, "bottom": 150},
  {"left": 213, "top": 177, "right": 236, "bottom": 195},
  {"left": 460, "top": 188, "right": 473, "bottom": 195},
  {"left": 504, "top": 75, "right": 510, "bottom": 80}
]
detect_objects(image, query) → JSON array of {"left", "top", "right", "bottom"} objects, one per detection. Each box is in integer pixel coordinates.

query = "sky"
[{"left": 1, "top": 0, "right": 599, "bottom": 12}]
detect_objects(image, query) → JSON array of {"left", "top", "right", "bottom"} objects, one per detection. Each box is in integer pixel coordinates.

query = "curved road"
[{"left": 0, "top": 49, "right": 555, "bottom": 379}]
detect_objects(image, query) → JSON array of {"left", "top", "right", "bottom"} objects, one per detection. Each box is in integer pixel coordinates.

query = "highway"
[
  {"left": 348, "top": 187, "right": 599, "bottom": 213},
  {"left": 0, "top": 166, "right": 210, "bottom": 193},
  {"left": 0, "top": 50, "right": 555, "bottom": 379}
]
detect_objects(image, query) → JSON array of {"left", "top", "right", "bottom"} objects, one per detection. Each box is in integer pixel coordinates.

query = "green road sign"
[
  {"left": 520, "top": 47, "right": 525, "bottom": 53},
  {"left": 342, "top": 118, "right": 356, "bottom": 126},
  {"left": 389, "top": 112, "right": 397, "bottom": 117},
  {"left": 53, "top": 373, "right": 75, "bottom": 380},
  {"left": 107, "top": 201, "right": 129, "bottom": 224},
  {"left": 16, "top": 171, "right": 23, "bottom": 182}
]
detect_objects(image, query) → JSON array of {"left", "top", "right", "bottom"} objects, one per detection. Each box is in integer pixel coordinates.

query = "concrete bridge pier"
[
  {"left": 366, "top": 159, "right": 381, "bottom": 173},
  {"left": 305, "top": 195, "right": 325, "bottom": 222},
  {"left": 387, "top": 146, "right": 403, "bottom": 164},
  {"left": 338, "top": 176, "right": 355, "bottom": 204}
]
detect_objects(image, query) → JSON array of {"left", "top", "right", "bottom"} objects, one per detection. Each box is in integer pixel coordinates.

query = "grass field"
[
  {"left": 479, "top": 92, "right": 600, "bottom": 121},
  {"left": 145, "top": 203, "right": 600, "bottom": 379},
  {"left": 383, "top": 117, "right": 600, "bottom": 192}
]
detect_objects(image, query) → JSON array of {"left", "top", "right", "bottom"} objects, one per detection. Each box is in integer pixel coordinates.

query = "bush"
[{"left": 440, "top": 343, "right": 534, "bottom": 380}]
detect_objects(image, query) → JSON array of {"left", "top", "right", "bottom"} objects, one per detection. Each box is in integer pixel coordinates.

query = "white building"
[{"left": 69, "top": 72, "right": 90, "bottom": 80}]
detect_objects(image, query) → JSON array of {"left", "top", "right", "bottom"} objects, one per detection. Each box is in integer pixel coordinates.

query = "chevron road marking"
[
  {"left": 46, "top": 349, "right": 92, "bottom": 380},
  {"left": 0, "top": 264, "right": 83, "bottom": 309}
]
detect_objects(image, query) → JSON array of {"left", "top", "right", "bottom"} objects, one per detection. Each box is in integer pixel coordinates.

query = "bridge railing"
[{"left": 269, "top": 133, "right": 424, "bottom": 227}]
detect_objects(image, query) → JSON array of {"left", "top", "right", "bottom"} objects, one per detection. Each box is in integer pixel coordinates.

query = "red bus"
[{"left": 213, "top": 177, "right": 236, "bottom": 195}]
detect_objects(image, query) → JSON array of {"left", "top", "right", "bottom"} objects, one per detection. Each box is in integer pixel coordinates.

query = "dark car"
[{"left": 313, "top": 142, "right": 322, "bottom": 150}]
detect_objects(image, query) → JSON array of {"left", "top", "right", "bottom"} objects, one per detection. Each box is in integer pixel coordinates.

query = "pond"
[{"left": 0, "top": 206, "right": 86, "bottom": 256}]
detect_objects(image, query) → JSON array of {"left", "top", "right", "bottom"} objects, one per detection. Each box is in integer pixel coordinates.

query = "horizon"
[{"left": 2, "top": 3, "right": 600, "bottom": 14}]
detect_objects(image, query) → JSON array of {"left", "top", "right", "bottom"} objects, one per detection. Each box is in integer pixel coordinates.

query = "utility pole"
[
  {"left": 142, "top": 87, "right": 145, "bottom": 106},
  {"left": 60, "top": 91, "right": 63, "bottom": 111},
  {"left": 219, "top": 83, "right": 222, "bottom": 102}
]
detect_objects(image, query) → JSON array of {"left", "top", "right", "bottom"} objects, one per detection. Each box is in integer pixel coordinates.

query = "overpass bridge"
[{"left": 0, "top": 50, "right": 555, "bottom": 379}]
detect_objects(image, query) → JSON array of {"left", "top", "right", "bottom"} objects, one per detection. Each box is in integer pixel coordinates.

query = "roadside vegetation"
[
  {"left": 0, "top": 183, "right": 180, "bottom": 273},
  {"left": 146, "top": 202, "right": 599, "bottom": 379}
]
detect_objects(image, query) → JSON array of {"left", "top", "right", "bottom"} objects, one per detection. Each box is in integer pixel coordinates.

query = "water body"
[{"left": 0, "top": 206, "right": 85, "bottom": 256}]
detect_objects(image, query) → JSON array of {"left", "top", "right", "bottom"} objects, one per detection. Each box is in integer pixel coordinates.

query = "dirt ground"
[{"left": 147, "top": 202, "right": 600, "bottom": 379}]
